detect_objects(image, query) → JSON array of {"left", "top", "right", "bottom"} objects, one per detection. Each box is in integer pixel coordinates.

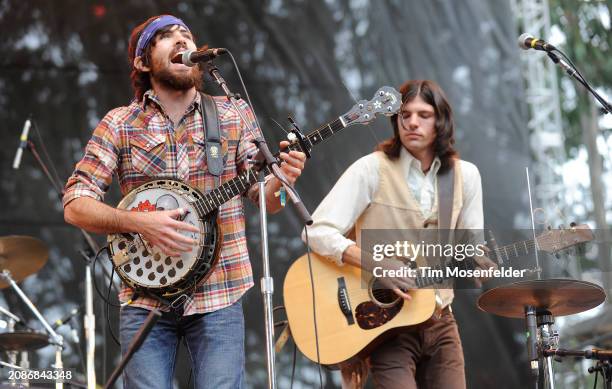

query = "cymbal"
[
  {"left": 0, "top": 331, "right": 49, "bottom": 351},
  {"left": 477, "top": 278, "right": 606, "bottom": 318},
  {"left": 0, "top": 236, "right": 48, "bottom": 289}
]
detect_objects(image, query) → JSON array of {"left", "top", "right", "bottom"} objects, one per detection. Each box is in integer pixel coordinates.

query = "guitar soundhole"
[
  {"left": 372, "top": 288, "right": 399, "bottom": 305},
  {"left": 355, "top": 299, "right": 404, "bottom": 330},
  {"left": 369, "top": 278, "right": 401, "bottom": 308}
]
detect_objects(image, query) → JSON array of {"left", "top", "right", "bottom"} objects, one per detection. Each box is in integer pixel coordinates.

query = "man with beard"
[{"left": 63, "top": 15, "right": 306, "bottom": 389}]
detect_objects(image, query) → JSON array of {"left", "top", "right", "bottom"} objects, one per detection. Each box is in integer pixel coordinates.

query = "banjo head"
[{"left": 108, "top": 179, "right": 217, "bottom": 297}]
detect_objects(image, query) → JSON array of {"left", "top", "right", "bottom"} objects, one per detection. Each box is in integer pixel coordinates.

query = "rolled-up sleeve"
[
  {"left": 63, "top": 112, "right": 119, "bottom": 207},
  {"left": 302, "top": 155, "right": 378, "bottom": 266}
]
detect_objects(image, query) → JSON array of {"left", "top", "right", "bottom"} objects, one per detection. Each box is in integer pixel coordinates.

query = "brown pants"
[{"left": 369, "top": 309, "right": 466, "bottom": 389}]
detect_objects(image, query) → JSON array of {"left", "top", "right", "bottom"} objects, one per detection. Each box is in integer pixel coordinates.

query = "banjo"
[{"left": 108, "top": 86, "right": 401, "bottom": 300}]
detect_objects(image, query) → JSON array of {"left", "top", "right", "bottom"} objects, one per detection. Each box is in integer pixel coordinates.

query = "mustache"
[{"left": 170, "top": 45, "right": 189, "bottom": 59}]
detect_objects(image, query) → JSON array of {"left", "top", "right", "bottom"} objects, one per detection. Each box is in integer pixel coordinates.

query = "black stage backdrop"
[{"left": 0, "top": 1, "right": 531, "bottom": 388}]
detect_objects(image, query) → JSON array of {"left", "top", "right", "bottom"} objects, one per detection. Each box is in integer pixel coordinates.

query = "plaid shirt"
[{"left": 63, "top": 90, "right": 261, "bottom": 315}]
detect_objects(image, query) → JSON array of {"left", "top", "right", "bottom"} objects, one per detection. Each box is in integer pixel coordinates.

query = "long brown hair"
[
  {"left": 376, "top": 80, "right": 459, "bottom": 173},
  {"left": 127, "top": 16, "right": 204, "bottom": 102}
]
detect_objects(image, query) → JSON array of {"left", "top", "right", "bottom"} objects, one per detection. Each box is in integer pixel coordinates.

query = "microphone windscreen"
[{"left": 518, "top": 33, "right": 533, "bottom": 50}]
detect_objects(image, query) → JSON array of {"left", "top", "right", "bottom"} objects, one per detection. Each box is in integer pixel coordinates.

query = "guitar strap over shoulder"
[{"left": 199, "top": 93, "right": 224, "bottom": 186}]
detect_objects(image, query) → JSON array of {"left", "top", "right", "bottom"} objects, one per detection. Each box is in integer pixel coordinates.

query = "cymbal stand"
[
  {"left": 590, "top": 361, "right": 612, "bottom": 389},
  {"left": 5, "top": 316, "right": 18, "bottom": 386},
  {"left": 1, "top": 270, "right": 64, "bottom": 389},
  {"left": 537, "top": 311, "right": 559, "bottom": 389}
]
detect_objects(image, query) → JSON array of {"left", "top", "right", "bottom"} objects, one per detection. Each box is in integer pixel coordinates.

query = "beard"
[{"left": 150, "top": 59, "right": 203, "bottom": 91}]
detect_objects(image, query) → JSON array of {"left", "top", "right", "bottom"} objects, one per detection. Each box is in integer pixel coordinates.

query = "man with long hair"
[
  {"left": 304, "top": 80, "right": 487, "bottom": 388},
  {"left": 63, "top": 15, "right": 306, "bottom": 388}
]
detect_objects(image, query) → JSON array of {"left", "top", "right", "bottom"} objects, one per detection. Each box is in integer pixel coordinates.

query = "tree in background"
[{"left": 550, "top": 0, "right": 611, "bottom": 294}]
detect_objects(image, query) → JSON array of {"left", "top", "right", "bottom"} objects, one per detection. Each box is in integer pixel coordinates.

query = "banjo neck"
[
  {"left": 193, "top": 85, "right": 403, "bottom": 215},
  {"left": 193, "top": 116, "right": 347, "bottom": 215}
]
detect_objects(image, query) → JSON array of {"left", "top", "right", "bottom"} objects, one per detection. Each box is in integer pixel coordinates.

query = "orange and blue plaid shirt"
[{"left": 63, "top": 90, "right": 261, "bottom": 315}]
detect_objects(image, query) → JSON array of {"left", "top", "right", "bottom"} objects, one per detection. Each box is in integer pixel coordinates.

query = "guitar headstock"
[
  {"left": 537, "top": 224, "right": 594, "bottom": 253},
  {"left": 341, "top": 86, "right": 401, "bottom": 126}
]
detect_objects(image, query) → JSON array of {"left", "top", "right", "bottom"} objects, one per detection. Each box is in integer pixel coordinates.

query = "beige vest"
[{"left": 354, "top": 151, "right": 464, "bottom": 307}]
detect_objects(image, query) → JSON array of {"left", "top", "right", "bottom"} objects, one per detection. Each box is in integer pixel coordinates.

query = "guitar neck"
[
  {"left": 490, "top": 238, "right": 539, "bottom": 264},
  {"left": 413, "top": 237, "right": 542, "bottom": 288},
  {"left": 194, "top": 116, "right": 347, "bottom": 214}
]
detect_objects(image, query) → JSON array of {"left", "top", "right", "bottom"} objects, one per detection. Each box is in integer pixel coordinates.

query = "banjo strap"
[{"left": 199, "top": 93, "right": 224, "bottom": 188}]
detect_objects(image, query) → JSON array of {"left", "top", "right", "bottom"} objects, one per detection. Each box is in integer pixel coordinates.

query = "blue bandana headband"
[{"left": 136, "top": 15, "right": 190, "bottom": 57}]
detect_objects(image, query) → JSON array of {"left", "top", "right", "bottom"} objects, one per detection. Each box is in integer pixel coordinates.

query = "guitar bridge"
[{"left": 337, "top": 277, "right": 355, "bottom": 325}]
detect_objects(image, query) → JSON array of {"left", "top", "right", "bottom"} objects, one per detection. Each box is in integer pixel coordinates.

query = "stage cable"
[
  {"left": 106, "top": 266, "right": 120, "bottom": 346},
  {"left": 91, "top": 246, "right": 120, "bottom": 308},
  {"left": 303, "top": 227, "right": 324, "bottom": 388},
  {"left": 31, "top": 119, "right": 64, "bottom": 194},
  {"left": 290, "top": 342, "right": 297, "bottom": 389}
]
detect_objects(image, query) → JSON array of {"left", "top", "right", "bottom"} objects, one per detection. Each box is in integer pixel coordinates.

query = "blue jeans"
[{"left": 119, "top": 300, "right": 245, "bottom": 389}]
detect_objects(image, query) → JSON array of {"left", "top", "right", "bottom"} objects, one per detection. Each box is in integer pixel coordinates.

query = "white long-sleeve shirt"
[{"left": 303, "top": 148, "right": 483, "bottom": 266}]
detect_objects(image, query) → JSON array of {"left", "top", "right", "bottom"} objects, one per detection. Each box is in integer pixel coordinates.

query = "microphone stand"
[
  {"left": 19, "top": 138, "right": 98, "bottom": 389},
  {"left": 207, "top": 62, "right": 312, "bottom": 389},
  {"left": 543, "top": 349, "right": 612, "bottom": 389},
  {"left": 103, "top": 309, "right": 161, "bottom": 389},
  {"left": 546, "top": 51, "right": 612, "bottom": 115}
]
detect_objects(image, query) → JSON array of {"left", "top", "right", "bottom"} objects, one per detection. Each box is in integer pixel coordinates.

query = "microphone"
[
  {"left": 525, "top": 306, "right": 539, "bottom": 376},
  {"left": 12, "top": 118, "right": 32, "bottom": 170},
  {"left": 171, "top": 48, "right": 228, "bottom": 67},
  {"left": 518, "top": 33, "right": 556, "bottom": 52},
  {"left": 52, "top": 306, "right": 81, "bottom": 330}
]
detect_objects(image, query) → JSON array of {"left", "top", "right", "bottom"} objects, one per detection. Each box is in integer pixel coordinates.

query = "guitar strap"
[
  {"left": 436, "top": 162, "right": 455, "bottom": 295},
  {"left": 437, "top": 162, "right": 455, "bottom": 232},
  {"left": 199, "top": 93, "right": 224, "bottom": 187}
]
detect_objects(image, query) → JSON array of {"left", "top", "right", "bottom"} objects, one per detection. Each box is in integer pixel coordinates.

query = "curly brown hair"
[
  {"left": 127, "top": 16, "right": 204, "bottom": 101},
  {"left": 376, "top": 80, "right": 459, "bottom": 173}
]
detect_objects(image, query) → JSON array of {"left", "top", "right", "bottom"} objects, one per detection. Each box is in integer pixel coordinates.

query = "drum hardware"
[
  {"left": 0, "top": 306, "right": 22, "bottom": 325},
  {"left": 13, "top": 124, "right": 99, "bottom": 389},
  {"left": 478, "top": 278, "right": 606, "bottom": 389},
  {"left": 541, "top": 348, "right": 612, "bottom": 389},
  {"left": 0, "top": 267, "right": 64, "bottom": 389}
]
